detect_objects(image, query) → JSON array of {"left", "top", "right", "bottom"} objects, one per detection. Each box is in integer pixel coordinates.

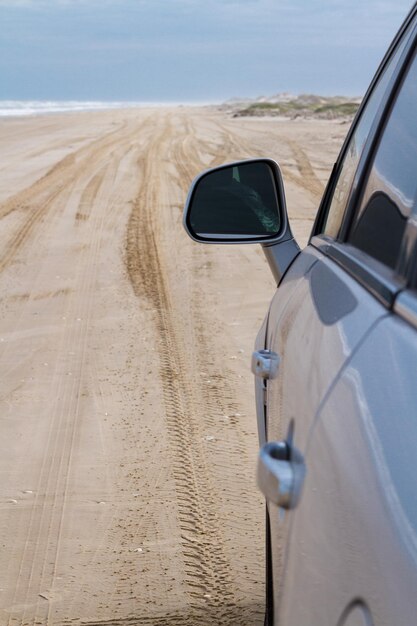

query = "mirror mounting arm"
[
  {"left": 262, "top": 238, "right": 301, "bottom": 285},
  {"left": 183, "top": 157, "right": 302, "bottom": 283}
]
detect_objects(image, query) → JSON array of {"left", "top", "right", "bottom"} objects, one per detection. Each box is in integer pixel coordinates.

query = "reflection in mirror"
[{"left": 189, "top": 161, "right": 281, "bottom": 239}]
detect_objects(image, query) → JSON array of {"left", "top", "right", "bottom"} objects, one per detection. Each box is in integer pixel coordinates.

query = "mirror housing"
[
  {"left": 184, "top": 159, "right": 290, "bottom": 244},
  {"left": 183, "top": 158, "right": 300, "bottom": 283}
]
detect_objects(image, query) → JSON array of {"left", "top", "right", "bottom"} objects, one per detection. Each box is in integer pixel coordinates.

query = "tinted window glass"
[
  {"left": 348, "top": 50, "right": 417, "bottom": 269},
  {"left": 322, "top": 29, "right": 410, "bottom": 239}
]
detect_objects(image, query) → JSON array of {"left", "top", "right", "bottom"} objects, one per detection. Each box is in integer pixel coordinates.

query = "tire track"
[
  {"left": 170, "top": 115, "right": 265, "bottom": 621},
  {"left": 0, "top": 120, "right": 137, "bottom": 273},
  {"left": 1, "top": 118, "right": 147, "bottom": 626},
  {"left": 213, "top": 123, "right": 257, "bottom": 165},
  {"left": 169, "top": 115, "right": 205, "bottom": 190},
  {"left": 126, "top": 116, "right": 242, "bottom": 624},
  {"left": 0, "top": 186, "right": 64, "bottom": 274},
  {"left": 75, "top": 169, "right": 106, "bottom": 223},
  {"left": 0, "top": 120, "right": 147, "bottom": 386},
  {"left": 49, "top": 124, "right": 168, "bottom": 624},
  {"left": 0, "top": 108, "right": 271, "bottom": 626},
  {"left": 214, "top": 120, "right": 324, "bottom": 201},
  {"left": 281, "top": 139, "right": 324, "bottom": 200},
  {"left": 4, "top": 169, "right": 107, "bottom": 626}
]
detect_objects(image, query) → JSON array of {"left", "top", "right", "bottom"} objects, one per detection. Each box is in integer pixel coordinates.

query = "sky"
[{"left": 0, "top": 0, "right": 414, "bottom": 102}]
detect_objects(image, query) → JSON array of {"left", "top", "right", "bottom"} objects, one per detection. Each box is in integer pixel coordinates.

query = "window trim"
[
  {"left": 311, "top": 5, "right": 417, "bottom": 242},
  {"left": 310, "top": 8, "right": 417, "bottom": 308},
  {"left": 394, "top": 289, "right": 417, "bottom": 331},
  {"left": 311, "top": 235, "right": 405, "bottom": 309},
  {"left": 343, "top": 36, "right": 417, "bottom": 248}
]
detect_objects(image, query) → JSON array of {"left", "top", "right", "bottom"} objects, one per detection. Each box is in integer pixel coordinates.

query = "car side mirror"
[
  {"left": 183, "top": 158, "right": 300, "bottom": 284},
  {"left": 183, "top": 159, "right": 288, "bottom": 244}
]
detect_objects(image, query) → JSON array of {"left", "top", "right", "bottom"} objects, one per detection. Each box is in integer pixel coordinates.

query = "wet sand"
[{"left": 0, "top": 107, "right": 346, "bottom": 625}]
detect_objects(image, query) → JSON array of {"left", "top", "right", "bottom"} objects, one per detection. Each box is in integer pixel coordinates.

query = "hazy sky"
[{"left": 0, "top": 0, "right": 413, "bottom": 102}]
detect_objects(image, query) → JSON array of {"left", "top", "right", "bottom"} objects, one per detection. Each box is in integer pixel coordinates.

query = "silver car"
[{"left": 184, "top": 4, "right": 417, "bottom": 625}]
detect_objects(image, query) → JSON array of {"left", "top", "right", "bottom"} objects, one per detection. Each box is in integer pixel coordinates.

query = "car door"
[
  {"left": 264, "top": 246, "right": 391, "bottom": 616},
  {"left": 279, "top": 305, "right": 417, "bottom": 626},
  {"left": 260, "top": 12, "right": 417, "bottom": 623}
]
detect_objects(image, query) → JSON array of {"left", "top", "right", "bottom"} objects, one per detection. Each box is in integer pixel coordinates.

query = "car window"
[
  {"left": 347, "top": 49, "right": 417, "bottom": 270},
  {"left": 321, "top": 28, "right": 412, "bottom": 240}
]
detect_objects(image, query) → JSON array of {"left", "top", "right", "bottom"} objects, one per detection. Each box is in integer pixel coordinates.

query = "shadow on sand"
[{"left": 61, "top": 601, "right": 265, "bottom": 626}]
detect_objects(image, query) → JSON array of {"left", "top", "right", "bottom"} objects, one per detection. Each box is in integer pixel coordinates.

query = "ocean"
[{"left": 0, "top": 100, "right": 198, "bottom": 117}]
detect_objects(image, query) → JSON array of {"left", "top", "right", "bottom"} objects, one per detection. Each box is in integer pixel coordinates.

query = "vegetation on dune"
[
  {"left": 231, "top": 96, "right": 360, "bottom": 119},
  {"left": 315, "top": 102, "right": 360, "bottom": 116}
]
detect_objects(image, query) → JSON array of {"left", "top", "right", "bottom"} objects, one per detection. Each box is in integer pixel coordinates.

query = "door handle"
[
  {"left": 257, "top": 441, "right": 305, "bottom": 509},
  {"left": 251, "top": 350, "right": 280, "bottom": 380}
]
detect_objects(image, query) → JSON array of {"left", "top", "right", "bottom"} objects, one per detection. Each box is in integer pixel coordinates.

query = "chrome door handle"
[
  {"left": 251, "top": 350, "right": 280, "bottom": 380},
  {"left": 257, "top": 441, "right": 304, "bottom": 509}
]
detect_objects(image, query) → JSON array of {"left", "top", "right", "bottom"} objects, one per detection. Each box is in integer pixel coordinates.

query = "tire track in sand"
[
  {"left": 168, "top": 113, "right": 265, "bottom": 623},
  {"left": 281, "top": 139, "right": 324, "bottom": 200},
  {"left": 3, "top": 159, "right": 111, "bottom": 626},
  {"left": 0, "top": 121, "right": 133, "bottom": 274},
  {"left": 214, "top": 120, "right": 324, "bottom": 201},
  {"left": 0, "top": 118, "right": 150, "bottom": 626},
  {"left": 126, "top": 116, "right": 242, "bottom": 625}
]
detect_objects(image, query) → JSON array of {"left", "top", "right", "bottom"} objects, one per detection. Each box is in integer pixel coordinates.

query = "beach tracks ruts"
[
  {"left": 281, "top": 138, "right": 324, "bottom": 200},
  {"left": 0, "top": 108, "right": 343, "bottom": 626},
  {"left": 126, "top": 115, "right": 261, "bottom": 624},
  {"left": 0, "top": 119, "right": 134, "bottom": 273},
  {"left": 0, "top": 109, "right": 268, "bottom": 626},
  {"left": 0, "top": 116, "right": 151, "bottom": 626}
]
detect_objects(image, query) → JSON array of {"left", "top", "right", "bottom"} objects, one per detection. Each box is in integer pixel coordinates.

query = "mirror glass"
[{"left": 188, "top": 161, "right": 281, "bottom": 239}]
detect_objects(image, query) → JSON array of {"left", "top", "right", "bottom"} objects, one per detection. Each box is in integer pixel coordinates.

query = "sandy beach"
[{"left": 0, "top": 107, "right": 346, "bottom": 625}]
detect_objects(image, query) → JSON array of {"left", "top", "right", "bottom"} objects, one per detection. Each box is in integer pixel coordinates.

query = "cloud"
[{"left": 0, "top": 0, "right": 413, "bottom": 100}]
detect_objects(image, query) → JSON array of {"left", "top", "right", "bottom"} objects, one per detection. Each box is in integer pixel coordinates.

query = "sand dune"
[{"left": 0, "top": 107, "right": 345, "bottom": 625}]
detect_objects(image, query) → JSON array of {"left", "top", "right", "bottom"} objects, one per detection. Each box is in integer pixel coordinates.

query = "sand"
[{"left": 0, "top": 107, "right": 346, "bottom": 625}]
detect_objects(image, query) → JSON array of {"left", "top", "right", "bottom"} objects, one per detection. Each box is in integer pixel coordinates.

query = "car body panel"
[
  {"left": 277, "top": 312, "right": 417, "bottom": 625},
  {"left": 266, "top": 245, "right": 388, "bottom": 450},
  {"left": 265, "top": 247, "right": 391, "bottom": 620}
]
